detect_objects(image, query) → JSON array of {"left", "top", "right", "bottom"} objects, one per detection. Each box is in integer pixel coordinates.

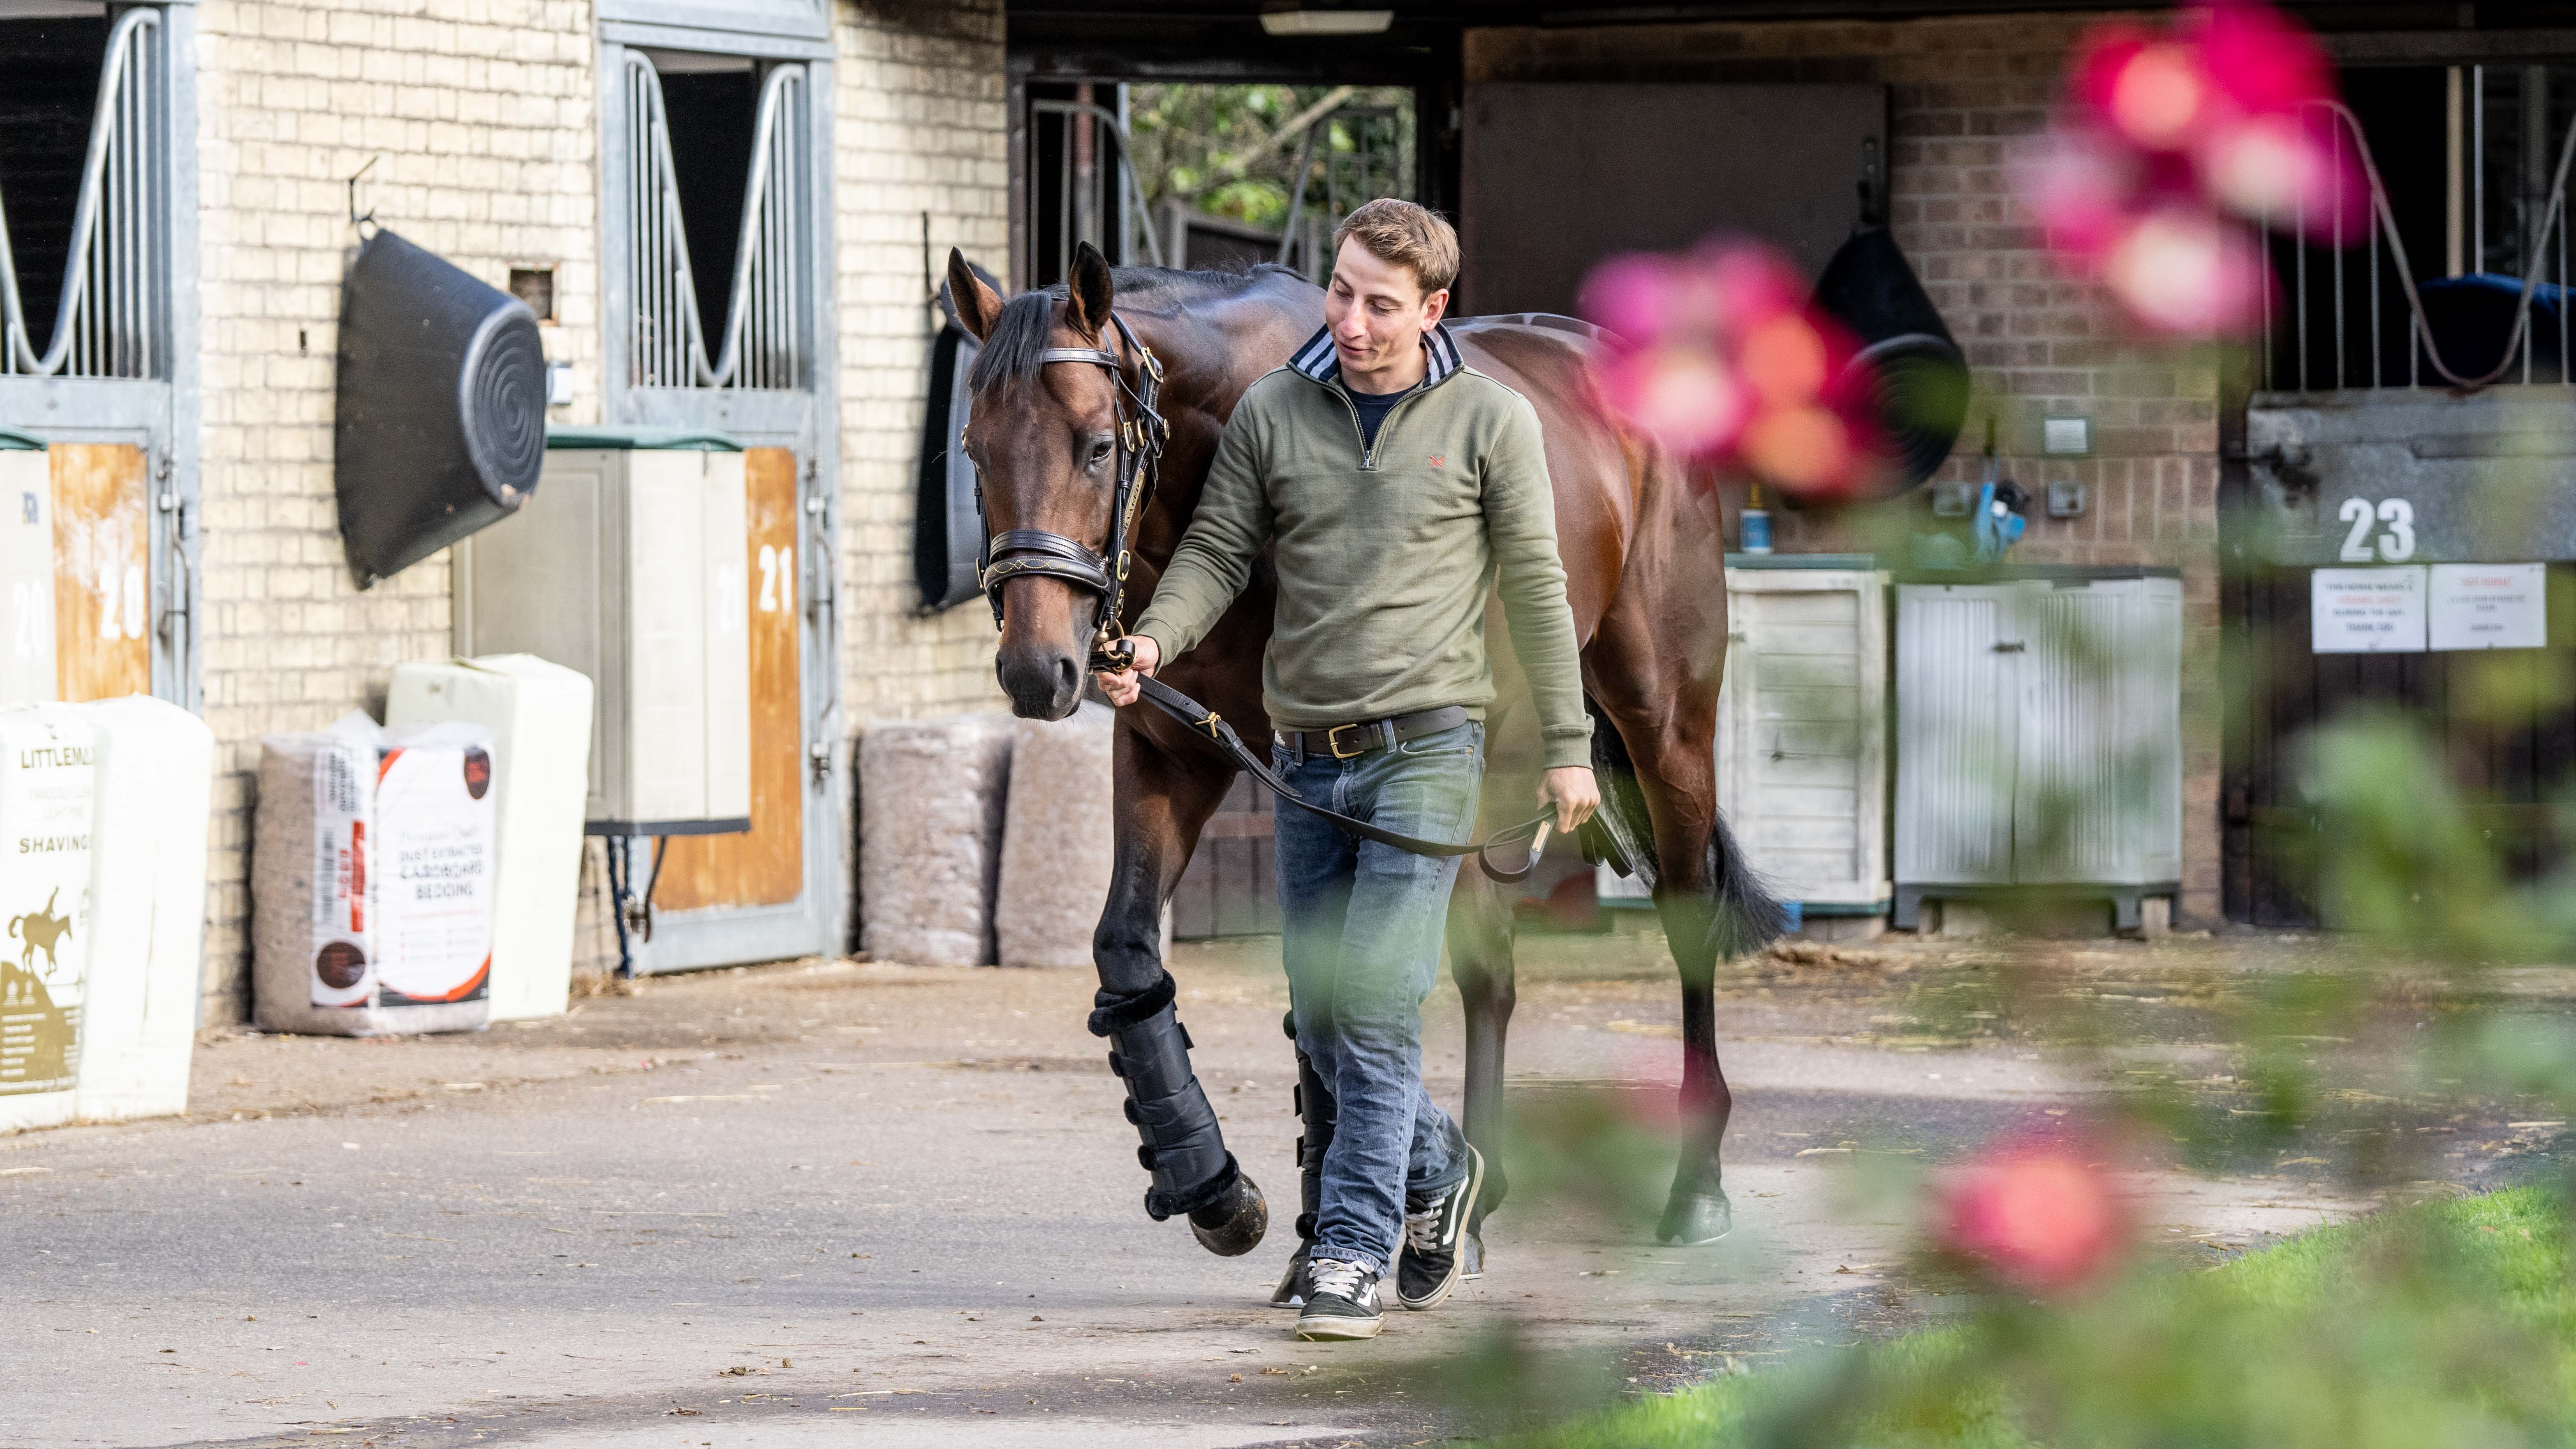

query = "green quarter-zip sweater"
[{"left": 1132, "top": 324, "right": 1594, "bottom": 770}]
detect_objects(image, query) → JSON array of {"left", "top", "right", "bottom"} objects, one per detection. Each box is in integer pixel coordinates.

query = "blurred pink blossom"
[
  {"left": 2016, "top": 0, "right": 2363, "bottom": 336},
  {"left": 1937, "top": 1132, "right": 2131, "bottom": 1294},
  {"left": 1578, "top": 240, "right": 1880, "bottom": 498}
]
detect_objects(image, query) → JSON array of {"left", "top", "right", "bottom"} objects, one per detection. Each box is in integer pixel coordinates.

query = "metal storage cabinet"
[
  {"left": 1893, "top": 569, "right": 2183, "bottom": 930},
  {"left": 452, "top": 429, "right": 752, "bottom": 833},
  {"left": 1600, "top": 555, "right": 1891, "bottom": 923},
  {"left": 1716, "top": 555, "right": 1891, "bottom": 918}
]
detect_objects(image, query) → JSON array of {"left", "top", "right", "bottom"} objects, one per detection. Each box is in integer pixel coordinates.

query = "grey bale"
[
  {"left": 859, "top": 712, "right": 1015, "bottom": 965},
  {"left": 995, "top": 701, "right": 1116, "bottom": 968}
]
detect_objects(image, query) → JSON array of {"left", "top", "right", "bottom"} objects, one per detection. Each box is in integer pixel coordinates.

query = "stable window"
[
  {"left": 0, "top": 2, "right": 167, "bottom": 379},
  {"left": 616, "top": 47, "right": 811, "bottom": 390},
  {"left": 2264, "top": 63, "right": 2576, "bottom": 393}
]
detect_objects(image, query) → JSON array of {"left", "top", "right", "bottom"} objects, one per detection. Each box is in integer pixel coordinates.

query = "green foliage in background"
[
  {"left": 1126, "top": 84, "right": 1414, "bottom": 230},
  {"left": 1504, "top": 1187, "right": 2576, "bottom": 1449}
]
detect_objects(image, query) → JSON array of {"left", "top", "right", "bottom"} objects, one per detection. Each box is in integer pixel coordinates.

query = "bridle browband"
[{"left": 974, "top": 310, "right": 1166, "bottom": 674}]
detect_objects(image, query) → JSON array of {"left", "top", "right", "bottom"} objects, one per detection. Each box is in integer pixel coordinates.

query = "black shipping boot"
[
  {"left": 1270, "top": 1010, "right": 1337, "bottom": 1308},
  {"left": 1094, "top": 972, "right": 1266, "bottom": 1256}
]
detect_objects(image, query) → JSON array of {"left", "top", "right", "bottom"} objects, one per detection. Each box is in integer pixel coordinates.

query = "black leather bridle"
[{"left": 975, "top": 310, "right": 1166, "bottom": 674}]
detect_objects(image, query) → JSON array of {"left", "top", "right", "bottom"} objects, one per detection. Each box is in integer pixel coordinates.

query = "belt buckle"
[{"left": 1325, "top": 722, "right": 1368, "bottom": 759}]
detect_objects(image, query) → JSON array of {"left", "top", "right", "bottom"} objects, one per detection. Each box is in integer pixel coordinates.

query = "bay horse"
[{"left": 946, "top": 242, "right": 1784, "bottom": 1268}]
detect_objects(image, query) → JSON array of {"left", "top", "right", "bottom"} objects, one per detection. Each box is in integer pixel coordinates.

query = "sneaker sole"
[
  {"left": 1400, "top": 1146, "right": 1487, "bottom": 1312},
  {"left": 1294, "top": 1315, "right": 1384, "bottom": 1340}
]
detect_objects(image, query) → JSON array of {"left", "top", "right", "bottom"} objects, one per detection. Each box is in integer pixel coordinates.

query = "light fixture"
[{"left": 1258, "top": 8, "right": 1395, "bottom": 36}]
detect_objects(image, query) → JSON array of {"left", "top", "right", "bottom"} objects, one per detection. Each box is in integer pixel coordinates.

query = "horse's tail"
[
  {"left": 1705, "top": 811, "right": 1789, "bottom": 960},
  {"left": 8, "top": 917, "right": 19, "bottom": 940},
  {"left": 1585, "top": 696, "right": 1787, "bottom": 961}
]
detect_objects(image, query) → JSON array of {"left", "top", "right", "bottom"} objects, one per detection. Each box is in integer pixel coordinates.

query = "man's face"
[{"left": 1324, "top": 236, "right": 1449, "bottom": 387}]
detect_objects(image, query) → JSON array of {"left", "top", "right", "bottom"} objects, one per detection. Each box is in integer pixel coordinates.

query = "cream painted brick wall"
[
  {"left": 188, "top": 1, "right": 1011, "bottom": 1014},
  {"left": 193, "top": 0, "right": 602, "bottom": 1023},
  {"left": 832, "top": 0, "right": 1009, "bottom": 727}
]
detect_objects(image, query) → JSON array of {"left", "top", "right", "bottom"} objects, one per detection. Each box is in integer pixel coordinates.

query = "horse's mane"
[{"left": 966, "top": 264, "right": 1305, "bottom": 393}]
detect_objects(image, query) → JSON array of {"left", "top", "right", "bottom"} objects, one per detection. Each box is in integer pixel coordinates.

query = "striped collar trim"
[{"left": 1287, "top": 323, "right": 1466, "bottom": 389}]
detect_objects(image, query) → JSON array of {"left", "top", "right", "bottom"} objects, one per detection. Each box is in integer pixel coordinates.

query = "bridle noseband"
[{"left": 974, "top": 310, "right": 1167, "bottom": 673}]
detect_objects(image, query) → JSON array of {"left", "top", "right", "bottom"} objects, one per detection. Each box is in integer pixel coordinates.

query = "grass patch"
[{"left": 1506, "top": 1186, "right": 2573, "bottom": 1449}]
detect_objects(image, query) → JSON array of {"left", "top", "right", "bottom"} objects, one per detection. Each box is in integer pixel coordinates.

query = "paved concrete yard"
[{"left": 3, "top": 929, "right": 2551, "bottom": 1449}]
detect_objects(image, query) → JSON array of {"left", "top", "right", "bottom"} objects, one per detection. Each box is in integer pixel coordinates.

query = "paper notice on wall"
[
  {"left": 2312, "top": 567, "right": 2428, "bottom": 653},
  {"left": 373, "top": 727, "right": 496, "bottom": 1007},
  {"left": 0, "top": 711, "right": 95, "bottom": 1098},
  {"left": 2428, "top": 563, "right": 2548, "bottom": 651}
]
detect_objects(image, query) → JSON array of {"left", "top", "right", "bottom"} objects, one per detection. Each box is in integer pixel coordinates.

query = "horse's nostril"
[{"left": 1055, "top": 655, "right": 1080, "bottom": 695}]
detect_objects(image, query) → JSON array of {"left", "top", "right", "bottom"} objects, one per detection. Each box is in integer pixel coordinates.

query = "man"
[{"left": 1099, "top": 199, "right": 1599, "bottom": 1341}]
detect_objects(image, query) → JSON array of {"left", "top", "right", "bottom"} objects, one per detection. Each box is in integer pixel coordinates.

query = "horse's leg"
[
  {"left": 1267, "top": 1008, "right": 1337, "bottom": 1305},
  {"left": 1588, "top": 621, "right": 1787, "bottom": 1246},
  {"left": 1444, "top": 862, "right": 1516, "bottom": 1276},
  {"left": 1093, "top": 722, "right": 1268, "bottom": 1256}
]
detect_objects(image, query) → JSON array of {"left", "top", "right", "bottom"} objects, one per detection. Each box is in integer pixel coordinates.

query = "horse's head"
[{"left": 949, "top": 242, "right": 1143, "bottom": 722}]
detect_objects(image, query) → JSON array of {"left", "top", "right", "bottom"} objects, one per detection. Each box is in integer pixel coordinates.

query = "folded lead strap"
[{"left": 1090, "top": 971, "right": 1240, "bottom": 1223}]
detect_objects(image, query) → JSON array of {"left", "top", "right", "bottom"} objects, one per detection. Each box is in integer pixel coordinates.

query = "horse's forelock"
[{"left": 964, "top": 290, "right": 1063, "bottom": 395}]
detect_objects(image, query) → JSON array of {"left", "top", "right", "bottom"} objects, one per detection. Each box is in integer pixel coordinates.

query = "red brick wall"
[{"left": 1467, "top": 12, "right": 2223, "bottom": 924}]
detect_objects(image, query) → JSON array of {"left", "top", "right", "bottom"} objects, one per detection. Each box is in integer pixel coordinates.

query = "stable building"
[{"left": 0, "top": 0, "right": 1013, "bottom": 1023}]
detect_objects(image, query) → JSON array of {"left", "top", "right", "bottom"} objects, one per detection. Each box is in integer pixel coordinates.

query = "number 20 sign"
[{"left": 2338, "top": 497, "right": 2416, "bottom": 562}]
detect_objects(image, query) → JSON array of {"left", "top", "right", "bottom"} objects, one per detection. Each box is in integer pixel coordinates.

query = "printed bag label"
[
  {"left": 306, "top": 740, "right": 375, "bottom": 1008},
  {"left": 0, "top": 716, "right": 95, "bottom": 1096},
  {"left": 373, "top": 744, "right": 494, "bottom": 1006}
]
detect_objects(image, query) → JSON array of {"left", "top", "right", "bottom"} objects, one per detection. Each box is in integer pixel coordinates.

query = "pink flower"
[
  {"left": 2016, "top": 0, "right": 2364, "bottom": 337},
  {"left": 1578, "top": 239, "right": 1882, "bottom": 499},
  {"left": 1936, "top": 1133, "right": 2131, "bottom": 1293}
]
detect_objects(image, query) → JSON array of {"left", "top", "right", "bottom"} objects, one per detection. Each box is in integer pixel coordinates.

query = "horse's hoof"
[
  {"left": 1461, "top": 1230, "right": 1486, "bottom": 1281},
  {"left": 1657, "top": 1187, "right": 1733, "bottom": 1246},
  {"left": 1188, "top": 1169, "right": 1268, "bottom": 1257}
]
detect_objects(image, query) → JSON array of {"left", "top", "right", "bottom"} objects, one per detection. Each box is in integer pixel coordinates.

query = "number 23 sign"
[{"left": 2337, "top": 496, "right": 2416, "bottom": 562}]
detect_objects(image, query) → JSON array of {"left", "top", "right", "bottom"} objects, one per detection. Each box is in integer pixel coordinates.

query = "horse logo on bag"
[{"left": 11, "top": 887, "right": 73, "bottom": 974}]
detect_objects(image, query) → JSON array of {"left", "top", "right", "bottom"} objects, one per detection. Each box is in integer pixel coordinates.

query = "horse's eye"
[{"left": 1088, "top": 440, "right": 1113, "bottom": 468}]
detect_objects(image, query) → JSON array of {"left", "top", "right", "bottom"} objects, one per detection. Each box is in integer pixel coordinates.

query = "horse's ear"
[
  {"left": 1065, "top": 241, "right": 1115, "bottom": 340},
  {"left": 947, "top": 248, "right": 1003, "bottom": 342}
]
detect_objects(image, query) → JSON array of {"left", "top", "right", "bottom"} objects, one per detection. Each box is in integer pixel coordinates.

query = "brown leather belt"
[{"left": 1273, "top": 705, "right": 1471, "bottom": 761}]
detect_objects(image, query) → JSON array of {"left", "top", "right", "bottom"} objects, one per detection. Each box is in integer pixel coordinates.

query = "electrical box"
[
  {"left": 453, "top": 429, "right": 750, "bottom": 833},
  {"left": 0, "top": 431, "right": 56, "bottom": 706},
  {"left": 1893, "top": 570, "right": 2182, "bottom": 931}
]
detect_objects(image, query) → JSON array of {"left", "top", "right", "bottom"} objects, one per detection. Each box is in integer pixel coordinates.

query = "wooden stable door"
[
  {"left": 658, "top": 447, "right": 803, "bottom": 911},
  {"left": 50, "top": 443, "right": 150, "bottom": 701}
]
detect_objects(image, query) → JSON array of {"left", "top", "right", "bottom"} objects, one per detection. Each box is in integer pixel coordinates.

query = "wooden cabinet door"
[
  {"left": 657, "top": 446, "right": 803, "bottom": 911},
  {"left": 50, "top": 443, "right": 150, "bottom": 702}
]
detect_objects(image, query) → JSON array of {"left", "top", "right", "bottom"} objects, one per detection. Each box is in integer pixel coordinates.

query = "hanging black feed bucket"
[
  {"left": 334, "top": 229, "right": 547, "bottom": 587},
  {"left": 1812, "top": 224, "right": 1971, "bottom": 491}
]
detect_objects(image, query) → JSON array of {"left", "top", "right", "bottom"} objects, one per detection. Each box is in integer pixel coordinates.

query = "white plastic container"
[
  {"left": 0, "top": 707, "right": 98, "bottom": 1132},
  {"left": 388, "top": 656, "right": 593, "bottom": 1020},
  {"left": 73, "top": 695, "right": 213, "bottom": 1123}
]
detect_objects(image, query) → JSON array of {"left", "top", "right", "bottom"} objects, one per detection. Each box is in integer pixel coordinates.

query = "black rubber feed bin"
[
  {"left": 335, "top": 229, "right": 547, "bottom": 587},
  {"left": 1812, "top": 224, "right": 1971, "bottom": 491}
]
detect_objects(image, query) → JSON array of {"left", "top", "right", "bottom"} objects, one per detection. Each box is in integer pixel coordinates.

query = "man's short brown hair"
[{"left": 1331, "top": 199, "right": 1459, "bottom": 297}]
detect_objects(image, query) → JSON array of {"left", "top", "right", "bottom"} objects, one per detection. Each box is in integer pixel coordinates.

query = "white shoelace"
[
  {"left": 1308, "top": 1257, "right": 1373, "bottom": 1304},
  {"left": 1403, "top": 1206, "right": 1445, "bottom": 1255}
]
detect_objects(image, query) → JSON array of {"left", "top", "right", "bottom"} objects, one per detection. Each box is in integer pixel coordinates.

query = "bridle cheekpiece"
[{"left": 974, "top": 310, "right": 1167, "bottom": 674}]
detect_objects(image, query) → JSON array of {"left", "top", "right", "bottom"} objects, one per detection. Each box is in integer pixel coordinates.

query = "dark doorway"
[
  {"left": 0, "top": 12, "right": 107, "bottom": 351},
  {"left": 649, "top": 50, "right": 761, "bottom": 344}
]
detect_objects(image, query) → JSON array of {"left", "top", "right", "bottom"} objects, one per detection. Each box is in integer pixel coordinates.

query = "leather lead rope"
[{"left": 1125, "top": 671, "right": 1555, "bottom": 884}]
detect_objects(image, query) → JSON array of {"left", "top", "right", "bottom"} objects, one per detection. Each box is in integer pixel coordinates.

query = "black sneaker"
[
  {"left": 1396, "top": 1143, "right": 1486, "bottom": 1311},
  {"left": 1293, "top": 1258, "right": 1384, "bottom": 1340}
]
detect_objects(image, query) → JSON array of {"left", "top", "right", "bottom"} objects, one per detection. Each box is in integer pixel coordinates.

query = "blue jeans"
[{"left": 1272, "top": 720, "right": 1481, "bottom": 1276}]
